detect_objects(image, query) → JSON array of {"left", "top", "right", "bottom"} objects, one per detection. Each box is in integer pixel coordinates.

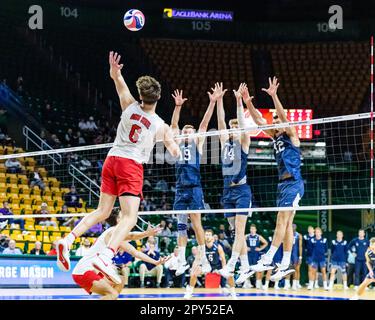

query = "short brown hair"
[
  {"left": 136, "top": 76, "right": 161, "bottom": 104},
  {"left": 205, "top": 229, "right": 214, "bottom": 235},
  {"left": 183, "top": 125, "right": 195, "bottom": 130},
  {"left": 229, "top": 119, "right": 238, "bottom": 127},
  {"left": 370, "top": 237, "right": 375, "bottom": 245}
]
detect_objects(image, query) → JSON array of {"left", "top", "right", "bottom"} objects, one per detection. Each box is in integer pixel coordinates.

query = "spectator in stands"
[
  {"left": 2, "top": 239, "right": 22, "bottom": 255},
  {"left": 36, "top": 202, "right": 57, "bottom": 227},
  {"left": 164, "top": 246, "right": 185, "bottom": 288},
  {"left": 75, "top": 238, "right": 91, "bottom": 256},
  {"left": 57, "top": 205, "right": 70, "bottom": 224},
  {"left": 138, "top": 242, "right": 163, "bottom": 288},
  {"left": 86, "top": 116, "right": 98, "bottom": 132},
  {"left": 0, "top": 235, "right": 10, "bottom": 253},
  {"left": 168, "top": 221, "right": 178, "bottom": 237},
  {"left": 48, "top": 134, "right": 62, "bottom": 149},
  {"left": 78, "top": 118, "right": 88, "bottom": 131},
  {"left": 76, "top": 131, "right": 86, "bottom": 146},
  {"left": 64, "top": 128, "right": 74, "bottom": 147},
  {"left": 5, "top": 158, "right": 22, "bottom": 173},
  {"left": 113, "top": 249, "right": 133, "bottom": 288},
  {"left": 64, "top": 185, "right": 82, "bottom": 208},
  {"left": 0, "top": 201, "right": 25, "bottom": 230},
  {"left": 30, "top": 241, "right": 45, "bottom": 255},
  {"left": 84, "top": 221, "right": 103, "bottom": 237},
  {"left": 218, "top": 232, "right": 232, "bottom": 256},
  {"left": 219, "top": 224, "right": 231, "bottom": 239},
  {"left": 159, "top": 219, "right": 172, "bottom": 251},
  {"left": 187, "top": 246, "right": 198, "bottom": 267},
  {"left": 47, "top": 241, "right": 57, "bottom": 256},
  {"left": 29, "top": 170, "right": 45, "bottom": 191},
  {"left": 142, "top": 236, "right": 159, "bottom": 253}
]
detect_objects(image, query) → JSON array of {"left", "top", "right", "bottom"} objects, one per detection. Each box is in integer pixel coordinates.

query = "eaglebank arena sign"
[
  {"left": 0, "top": 255, "right": 78, "bottom": 287},
  {"left": 163, "top": 8, "right": 233, "bottom": 21}
]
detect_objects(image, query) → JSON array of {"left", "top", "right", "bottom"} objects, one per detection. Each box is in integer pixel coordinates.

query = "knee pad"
[{"left": 177, "top": 214, "right": 188, "bottom": 237}]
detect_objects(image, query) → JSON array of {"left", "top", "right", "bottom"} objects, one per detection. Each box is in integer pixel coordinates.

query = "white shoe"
[
  {"left": 243, "top": 279, "right": 253, "bottom": 289},
  {"left": 262, "top": 284, "right": 269, "bottom": 290},
  {"left": 307, "top": 284, "right": 313, "bottom": 290},
  {"left": 235, "top": 267, "right": 254, "bottom": 285},
  {"left": 250, "top": 257, "right": 275, "bottom": 273},
  {"left": 292, "top": 284, "right": 298, "bottom": 291},
  {"left": 270, "top": 264, "right": 295, "bottom": 282},
  {"left": 328, "top": 285, "right": 334, "bottom": 291},
  {"left": 217, "top": 265, "right": 234, "bottom": 279},
  {"left": 324, "top": 285, "right": 329, "bottom": 291},
  {"left": 175, "top": 262, "right": 190, "bottom": 277},
  {"left": 255, "top": 281, "right": 262, "bottom": 289},
  {"left": 92, "top": 253, "right": 121, "bottom": 285},
  {"left": 297, "top": 283, "right": 302, "bottom": 289},
  {"left": 354, "top": 286, "right": 359, "bottom": 290},
  {"left": 184, "top": 286, "right": 193, "bottom": 299},
  {"left": 274, "top": 285, "right": 280, "bottom": 290},
  {"left": 230, "top": 289, "right": 237, "bottom": 299},
  {"left": 315, "top": 282, "right": 319, "bottom": 289},
  {"left": 56, "top": 238, "right": 71, "bottom": 272},
  {"left": 343, "top": 285, "right": 349, "bottom": 290},
  {"left": 284, "top": 282, "right": 291, "bottom": 290}
]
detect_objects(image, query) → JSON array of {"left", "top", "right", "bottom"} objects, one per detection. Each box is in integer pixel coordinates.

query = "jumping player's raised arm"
[
  {"left": 160, "top": 123, "right": 181, "bottom": 158},
  {"left": 215, "top": 82, "right": 229, "bottom": 146},
  {"left": 120, "top": 241, "right": 168, "bottom": 266},
  {"left": 171, "top": 89, "right": 188, "bottom": 140},
  {"left": 196, "top": 85, "right": 219, "bottom": 152},
  {"left": 241, "top": 85, "right": 275, "bottom": 137},
  {"left": 262, "top": 77, "right": 299, "bottom": 146},
  {"left": 233, "top": 83, "right": 250, "bottom": 152},
  {"left": 109, "top": 51, "right": 136, "bottom": 110}
]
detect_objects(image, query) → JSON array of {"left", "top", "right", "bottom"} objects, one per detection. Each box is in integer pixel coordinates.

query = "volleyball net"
[{"left": 0, "top": 111, "right": 372, "bottom": 221}]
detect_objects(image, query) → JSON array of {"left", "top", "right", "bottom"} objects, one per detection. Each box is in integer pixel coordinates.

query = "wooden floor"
[{"left": 0, "top": 287, "right": 374, "bottom": 300}]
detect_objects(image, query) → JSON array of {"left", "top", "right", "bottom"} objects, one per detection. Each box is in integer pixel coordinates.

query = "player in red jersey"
[{"left": 57, "top": 51, "right": 180, "bottom": 284}]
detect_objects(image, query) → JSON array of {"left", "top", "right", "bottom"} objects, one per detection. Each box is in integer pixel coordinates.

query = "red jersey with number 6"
[{"left": 107, "top": 101, "right": 164, "bottom": 164}]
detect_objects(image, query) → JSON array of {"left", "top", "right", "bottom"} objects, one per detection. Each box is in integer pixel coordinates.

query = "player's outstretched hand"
[
  {"left": 233, "top": 83, "right": 247, "bottom": 100},
  {"left": 172, "top": 89, "right": 188, "bottom": 106},
  {"left": 240, "top": 85, "right": 254, "bottom": 104},
  {"left": 261, "top": 76, "right": 280, "bottom": 97},
  {"left": 157, "top": 255, "right": 172, "bottom": 266},
  {"left": 145, "top": 223, "right": 162, "bottom": 236},
  {"left": 109, "top": 51, "right": 124, "bottom": 79}
]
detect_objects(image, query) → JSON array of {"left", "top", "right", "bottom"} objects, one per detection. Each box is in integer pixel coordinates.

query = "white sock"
[
  {"left": 66, "top": 233, "right": 76, "bottom": 248},
  {"left": 256, "top": 279, "right": 262, "bottom": 287},
  {"left": 323, "top": 281, "right": 328, "bottom": 287},
  {"left": 293, "top": 280, "right": 298, "bottom": 287},
  {"left": 178, "top": 246, "right": 187, "bottom": 264},
  {"left": 275, "top": 280, "right": 279, "bottom": 288},
  {"left": 263, "top": 246, "right": 278, "bottom": 263},
  {"left": 227, "top": 251, "right": 240, "bottom": 270},
  {"left": 264, "top": 280, "right": 269, "bottom": 288},
  {"left": 285, "top": 279, "right": 290, "bottom": 286},
  {"left": 240, "top": 255, "right": 250, "bottom": 269},
  {"left": 343, "top": 281, "right": 348, "bottom": 287},
  {"left": 281, "top": 251, "right": 291, "bottom": 267},
  {"left": 309, "top": 280, "right": 314, "bottom": 287}
]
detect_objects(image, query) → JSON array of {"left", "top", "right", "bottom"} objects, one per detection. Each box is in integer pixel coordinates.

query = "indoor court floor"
[{"left": 0, "top": 287, "right": 374, "bottom": 300}]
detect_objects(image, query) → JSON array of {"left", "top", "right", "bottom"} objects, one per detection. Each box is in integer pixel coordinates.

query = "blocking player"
[
  {"left": 57, "top": 51, "right": 180, "bottom": 284},
  {"left": 170, "top": 87, "right": 219, "bottom": 276},
  {"left": 215, "top": 83, "right": 253, "bottom": 280},
  {"left": 329, "top": 230, "right": 349, "bottom": 290},
  {"left": 240, "top": 224, "right": 268, "bottom": 288},
  {"left": 351, "top": 237, "right": 375, "bottom": 300},
  {"left": 72, "top": 209, "right": 167, "bottom": 299},
  {"left": 241, "top": 77, "right": 304, "bottom": 280},
  {"left": 184, "top": 229, "right": 236, "bottom": 299}
]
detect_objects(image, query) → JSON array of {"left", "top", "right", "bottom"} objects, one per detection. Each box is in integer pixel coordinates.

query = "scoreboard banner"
[
  {"left": 253, "top": 109, "right": 313, "bottom": 140},
  {"left": 0, "top": 255, "right": 79, "bottom": 288}
]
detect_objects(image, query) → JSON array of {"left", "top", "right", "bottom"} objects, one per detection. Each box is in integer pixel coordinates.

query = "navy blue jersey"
[
  {"left": 349, "top": 238, "right": 370, "bottom": 261},
  {"left": 175, "top": 141, "right": 201, "bottom": 188},
  {"left": 144, "top": 250, "right": 160, "bottom": 271},
  {"left": 247, "top": 234, "right": 260, "bottom": 255},
  {"left": 221, "top": 139, "right": 248, "bottom": 188},
  {"left": 331, "top": 240, "right": 348, "bottom": 263},
  {"left": 303, "top": 234, "right": 315, "bottom": 257},
  {"left": 113, "top": 251, "right": 133, "bottom": 266},
  {"left": 366, "top": 249, "right": 375, "bottom": 271},
  {"left": 311, "top": 237, "right": 328, "bottom": 261},
  {"left": 273, "top": 133, "right": 302, "bottom": 181},
  {"left": 206, "top": 241, "right": 222, "bottom": 269},
  {"left": 292, "top": 232, "right": 300, "bottom": 257}
]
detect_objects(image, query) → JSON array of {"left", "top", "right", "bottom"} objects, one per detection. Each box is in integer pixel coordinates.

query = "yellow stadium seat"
[
  {"left": 26, "top": 231, "right": 37, "bottom": 237},
  {"left": 32, "top": 196, "right": 43, "bottom": 206},
  {"left": 43, "top": 195, "right": 53, "bottom": 201},
  {"left": 28, "top": 243, "right": 35, "bottom": 253},
  {"left": 26, "top": 166, "right": 34, "bottom": 172},
  {"left": 51, "top": 231, "right": 62, "bottom": 237},
  {"left": 55, "top": 199, "right": 65, "bottom": 207},
  {"left": 60, "top": 226, "right": 71, "bottom": 232},
  {"left": 11, "top": 229, "right": 21, "bottom": 235},
  {"left": 1, "top": 229, "right": 10, "bottom": 235},
  {"left": 47, "top": 206, "right": 55, "bottom": 213},
  {"left": 31, "top": 187, "right": 41, "bottom": 196},
  {"left": 47, "top": 226, "right": 59, "bottom": 232},
  {"left": 25, "top": 218, "right": 34, "bottom": 225},
  {"left": 10, "top": 233, "right": 24, "bottom": 241},
  {"left": 20, "top": 186, "right": 30, "bottom": 195},
  {"left": 12, "top": 208, "right": 22, "bottom": 215},
  {"left": 25, "top": 224, "right": 35, "bottom": 231},
  {"left": 0, "top": 182, "right": 5, "bottom": 188},
  {"left": 32, "top": 205, "right": 39, "bottom": 211},
  {"left": 46, "top": 200, "right": 55, "bottom": 207},
  {"left": 24, "top": 234, "right": 37, "bottom": 242},
  {"left": 43, "top": 187, "right": 52, "bottom": 197},
  {"left": 25, "top": 157, "right": 36, "bottom": 166},
  {"left": 43, "top": 243, "right": 51, "bottom": 252},
  {"left": 10, "top": 198, "right": 20, "bottom": 205},
  {"left": 74, "top": 237, "right": 81, "bottom": 243},
  {"left": 22, "top": 208, "right": 33, "bottom": 215},
  {"left": 6, "top": 174, "right": 18, "bottom": 184},
  {"left": 11, "top": 203, "right": 20, "bottom": 210},
  {"left": 42, "top": 235, "right": 50, "bottom": 242},
  {"left": 17, "top": 242, "right": 25, "bottom": 251},
  {"left": 35, "top": 225, "right": 47, "bottom": 231},
  {"left": 0, "top": 173, "right": 6, "bottom": 184},
  {"left": 0, "top": 165, "right": 6, "bottom": 174},
  {"left": 0, "top": 186, "right": 7, "bottom": 193},
  {"left": 21, "top": 198, "right": 32, "bottom": 206},
  {"left": 9, "top": 183, "right": 19, "bottom": 194},
  {"left": 50, "top": 235, "right": 62, "bottom": 242}
]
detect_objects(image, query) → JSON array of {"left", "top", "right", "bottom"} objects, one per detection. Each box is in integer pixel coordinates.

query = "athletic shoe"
[
  {"left": 217, "top": 265, "right": 234, "bottom": 279},
  {"left": 292, "top": 283, "right": 298, "bottom": 291},
  {"left": 262, "top": 284, "right": 269, "bottom": 290},
  {"left": 314, "top": 282, "right": 319, "bottom": 289},
  {"left": 235, "top": 267, "right": 255, "bottom": 285},
  {"left": 354, "top": 286, "right": 359, "bottom": 290},
  {"left": 184, "top": 286, "right": 193, "bottom": 299},
  {"left": 324, "top": 285, "right": 329, "bottom": 291},
  {"left": 230, "top": 288, "right": 237, "bottom": 299},
  {"left": 297, "top": 283, "right": 302, "bottom": 289},
  {"left": 92, "top": 253, "right": 121, "bottom": 284},
  {"left": 343, "top": 285, "right": 349, "bottom": 290},
  {"left": 284, "top": 282, "right": 291, "bottom": 290},
  {"left": 243, "top": 279, "right": 253, "bottom": 289},
  {"left": 56, "top": 238, "right": 71, "bottom": 272},
  {"left": 175, "top": 262, "right": 190, "bottom": 277},
  {"left": 307, "top": 284, "right": 313, "bottom": 290},
  {"left": 250, "top": 257, "right": 275, "bottom": 273},
  {"left": 270, "top": 264, "right": 295, "bottom": 282},
  {"left": 274, "top": 284, "right": 280, "bottom": 290}
]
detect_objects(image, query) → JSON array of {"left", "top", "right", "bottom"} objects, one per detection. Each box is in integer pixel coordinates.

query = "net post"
[{"left": 371, "top": 35, "right": 374, "bottom": 208}]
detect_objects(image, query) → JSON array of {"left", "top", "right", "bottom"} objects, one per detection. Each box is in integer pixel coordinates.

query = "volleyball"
[{"left": 123, "top": 9, "right": 145, "bottom": 31}]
